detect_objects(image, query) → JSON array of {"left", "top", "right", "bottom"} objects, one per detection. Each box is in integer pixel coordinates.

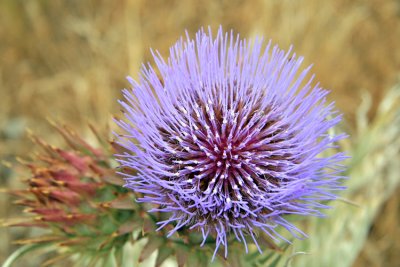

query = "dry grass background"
[{"left": 1, "top": 0, "right": 399, "bottom": 266}]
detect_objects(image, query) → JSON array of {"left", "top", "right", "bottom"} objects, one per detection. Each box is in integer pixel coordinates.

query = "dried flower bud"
[{"left": 4, "top": 124, "right": 137, "bottom": 266}]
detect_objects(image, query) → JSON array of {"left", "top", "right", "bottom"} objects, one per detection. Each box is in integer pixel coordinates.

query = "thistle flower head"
[{"left": 117, "top": 27, "right": 347, "bottom": 258}]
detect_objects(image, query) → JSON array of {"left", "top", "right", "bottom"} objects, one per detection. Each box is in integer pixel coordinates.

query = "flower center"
[{"left": 158, "top": 95, "right": 290, "bottom": 203}]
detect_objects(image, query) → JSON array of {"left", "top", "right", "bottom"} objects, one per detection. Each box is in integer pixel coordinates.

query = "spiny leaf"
[
  {"left": 142, "top": 218, "right": 156, "bottom": 235},
  {"left": 139, "top": 238, "right": 164, "bottom": 262},
  {"left": 49, "top": 121, "right": 104, "bottom": 158},
  {"left": 113, "top": 247, "right": 123, "bottom": 267},
  {"left": 42, "top": 253, "right": 74, "bottom": 267},
  {"left": 115, "top": 220, "right": 139, "bottom": 236},
  {"left": 13, "top": 235, "right": 62, "bottom": 245},
  {"left": 258, "top": 233, "right": 283, "bottom": 252},
  {"left": 26, "top": 130, "right": 59, "bottom": 159},
  {"left": 1, "top": 217, "right": 46, "bottom": 228},
  {"left": 268, "top": 254, "right": 284, "bottom": 267},
  {"left": 88, "top": 122, "right": 110, "bottom": 149},
  {"left": 102, "top": 197, "right": 135, "bottom": 210},
  {"left": 175, "top": 246, "right": 189, "bottom": 267},
  {"left": 101, "top": 173, "right": 125, "bottom": 186},
  {"left": 58, "top": 237, "right": 91, "bottom": 247},
  {"left": 155, "top": 247, "right": 173, "bottom": 267}
]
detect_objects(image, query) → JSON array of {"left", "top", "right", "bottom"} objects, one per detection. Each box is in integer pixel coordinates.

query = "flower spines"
[
  {"left": 117, "top": 27, "right": 347, "bottom": 258},
  {"left": 6, "top": 125, "right": 137, "bottom": 265}
]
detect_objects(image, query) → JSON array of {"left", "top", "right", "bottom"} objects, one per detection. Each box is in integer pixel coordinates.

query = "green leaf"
[
  {"left": 2, "top": 243, "right": 51, "bottom": 267},
  {"left": 42, "top": 253, "right": 74, "bottom": 267},
  {"left": 113, "top": 247, "right": 123, "bottom": 267},
  {"left": 250, "top": 242, "right": 291, "bottom": 267},
  {"left": 175, "top": 246, "right": 189, "bottom": 267},
  {"left": 139, "top": 237, "right": 164, "bottom": 262},
  {"left": 284, "top": 251, "right": 309, "bottom": 267},
  {"left": 155, "top": 247, "right": 173, "bottom": 267},
  {"left": 267, "top": 254, "right": 283, "bottom": 267}
]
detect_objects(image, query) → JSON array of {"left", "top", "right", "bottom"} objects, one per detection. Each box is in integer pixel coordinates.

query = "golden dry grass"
[{"left": 1, "top": 1, "right": 399, "bottom": 266}]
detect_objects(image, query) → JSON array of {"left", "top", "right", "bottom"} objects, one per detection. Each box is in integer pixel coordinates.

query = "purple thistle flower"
[{"left": 116, "top": 27, "right": 347, "bottom": 259}]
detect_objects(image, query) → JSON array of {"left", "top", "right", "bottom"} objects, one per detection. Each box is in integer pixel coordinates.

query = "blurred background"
[{"left": 1, "top": 0, "right": 399, "bottom": 266}]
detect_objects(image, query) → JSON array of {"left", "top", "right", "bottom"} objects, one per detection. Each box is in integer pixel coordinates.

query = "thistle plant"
[
  {"left": 116, "top": 27, "right": 347, "bottom": 260},
  {"left": 3, "top": 27, "right": 350, "bottom": 267}
]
